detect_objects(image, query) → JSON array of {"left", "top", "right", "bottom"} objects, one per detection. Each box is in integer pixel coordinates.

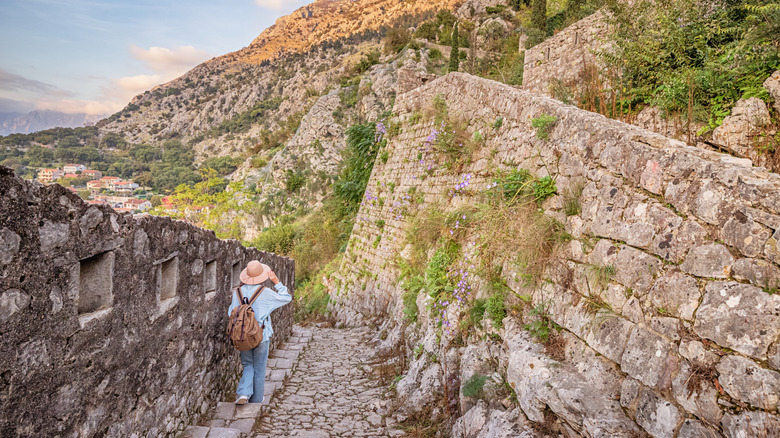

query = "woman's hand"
[{"left": 269, "top": 270, "right": 280, "bottom": 285}]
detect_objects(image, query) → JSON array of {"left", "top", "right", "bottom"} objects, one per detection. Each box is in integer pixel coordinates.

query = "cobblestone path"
[{"left": 253, "top": 326, "right": 402, "bottom": 438}]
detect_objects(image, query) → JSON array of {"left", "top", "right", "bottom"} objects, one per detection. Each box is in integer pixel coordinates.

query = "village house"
[
  {"left": 81, "top": 170, "right": 103, "bottom": 180},
  {"left": 124, "top": 199, "right": 152, "bottom": 212},
  {"left": 37, "top": 168, "right": 64, "bottom": 184},
  {"left": 62, "top": 163, "right": 87, "bottom": 173},
  {"left": 114, "top": 180, "right": 140, "bottom": 194}
]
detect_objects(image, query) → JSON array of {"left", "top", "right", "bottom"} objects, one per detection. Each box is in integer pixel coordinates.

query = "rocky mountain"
[{"left": 0, "top": 110, "right": 104, "bottom": 135}]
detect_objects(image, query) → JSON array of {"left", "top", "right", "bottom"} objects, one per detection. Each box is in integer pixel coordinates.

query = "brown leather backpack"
[{"left": 227, "top": 285, "right": 265, "bottom": 351}]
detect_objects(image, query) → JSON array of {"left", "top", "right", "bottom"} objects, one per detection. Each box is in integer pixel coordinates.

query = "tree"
[
  {"left": 532, "top": 0, "right": 547, "bottom": 34},
  {"left": 449, "top": 21, "right": 460, "bottom": 73}
]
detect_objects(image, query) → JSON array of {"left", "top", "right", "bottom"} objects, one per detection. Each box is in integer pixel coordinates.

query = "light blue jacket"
[{"left": 228, "top": 282, "right": 291, "bottom": 342}]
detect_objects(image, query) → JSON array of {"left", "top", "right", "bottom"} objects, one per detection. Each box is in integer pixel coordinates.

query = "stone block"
[
  {"left": 0, "top": 227, "right": 20, "bottom": 264},
  {"left": 680, "top": 244, "right": 735, "bottom": 278},
  {"left": 584, "top": 316, "right": 633, "bottom": 363},
  {"left": 214, "top": 402, "right": 235, "bottom": 420},
  {"left": 614, "top": 245, "right": 661, "bottom": 294},
  {"left": 635, "top": 387, "right": 682, "bottom": 438},
  {"left": 678, "top": 340, "right": 719, "bottom": 369},
  {"left": 228, "top": 418, "right": 255, "bottom": 434},
  {"left": 182, "top": 426, "right": 210, "bottom": 438},
  {"left": 620, "top": 326, "right": 678, "bottom": 390},
  {"left": 649, "top": 317, "right": 680, "bottom": 341},
  {"left": 39, "top": 220, "right": 70, "bottom": 252},
  {"left": 764, "top": 228, "right": 780, "bottom": 264},
  {"left": 651, "top": 219, "right": 708, "bottom": 264},
  {"left": 619, "top": 377, "right": 640, "bottom": 410},
  {"left": 206, "top": 427, "right": 242, "bottom": 438},
  {"left": 0, "top": 289, "right": 31, "bottom": 324},
  {"left": 721, "top": 211, "right": 772, "bottom": 258},
  {"left": 677, "top": 419, "right": 723, "bottom": 438},
  {"left": 721, "top": 411, "right": 780, "bottom": 438},
  {"left": 672, "top": 362, "right": 722, "bottom": 425},
  {"left": 234, "top": 402, "right": 264, "bottom": 419},
  {"left": 646, "top": 270, "right": 701, "bottom": 320},
  {"left": 731, "top": 258, "right": 780, "bottom": 289},
  {"left": 716, "top": 355, "right": 780, "bottom": 411},
  {"left": 694, "top": 281, "right": 780, "bottom": 361}
]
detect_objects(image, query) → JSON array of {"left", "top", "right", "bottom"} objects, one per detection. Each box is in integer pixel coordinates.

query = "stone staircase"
[{"left": 182, "top": 326, "right": 313, "bottom": 438}]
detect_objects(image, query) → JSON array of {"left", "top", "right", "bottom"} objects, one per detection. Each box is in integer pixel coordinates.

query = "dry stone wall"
[
  {"left": 522, "top": 11, "right": 609, "bottom": 96},
  {"left": 0, "top": 167, "right": 294, "bottom": 438},
  {"left": 332, "top": 73, "right": 780, "bottom": 437}
]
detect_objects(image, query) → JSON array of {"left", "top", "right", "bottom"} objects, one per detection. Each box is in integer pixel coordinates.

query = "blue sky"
[{"left": 0, "top": 0, "right": 307, "bottom": 115}]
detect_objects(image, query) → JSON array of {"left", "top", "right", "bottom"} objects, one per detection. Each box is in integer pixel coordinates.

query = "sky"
[{"left": 0, "top": 0, "right": 309, "bottom": 116}]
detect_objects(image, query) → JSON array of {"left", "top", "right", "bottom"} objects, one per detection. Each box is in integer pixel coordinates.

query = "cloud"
[
  {"left": 0, "top": 97, "right": 35, "bottom": 114},
  {"left": 0, "top": 68, "right": 57, "bottom": 94},
  {"left": 129, "top": 45, "right": 211, "bottom": 75},
  {"left": 23, "top": 45, "right": 213, "bottom": 116},
  {"left": 254, "top": 0, "right": 303, "bottom": 10}
]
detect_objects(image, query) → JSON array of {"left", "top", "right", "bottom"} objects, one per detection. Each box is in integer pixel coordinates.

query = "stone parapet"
[{"left": 0, "top": 167, "right": 294, "bottom": 437}]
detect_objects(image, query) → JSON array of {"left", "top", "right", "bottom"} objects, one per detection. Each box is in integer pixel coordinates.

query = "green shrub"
[
  {"left": 531, "top": 114, "right": 558, "bottom": 140},
  {"left": 524, "top": 301, "right": 555, "bottom": 343},
  {"left": 252, "top": 224, "right": 297, "bottom": 255},
  {"left": 485, "top": 292, "right": 507, "bottom": 329},
  {"left": 462, "top": 374, "right": 489, "bottom": 398},
  {"left": 295, "top": 281, "right": 330, "bottom": 321},
  {"left": 285, "top": 169, "right": 306, "bottom": 193}
]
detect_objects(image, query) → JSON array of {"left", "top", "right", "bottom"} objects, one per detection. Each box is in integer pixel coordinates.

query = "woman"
[{"left": 228, "top": 260, "right": 292, "bottom": 405}]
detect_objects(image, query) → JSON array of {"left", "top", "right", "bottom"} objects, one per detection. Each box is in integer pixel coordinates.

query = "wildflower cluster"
[
  {"left": 375, "top": 121, "right": 387, "bottom": 143},
  {"left": 448, "top": 173, "right": 472, "bottom": 197},
  {"left": 387, "top": 192, "right": 413, "bottom": 221},
  {"left": 414, "top": 122, "right": 445, "bottom": 177}
]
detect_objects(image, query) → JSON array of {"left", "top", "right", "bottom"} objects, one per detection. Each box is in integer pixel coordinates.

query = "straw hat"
[{"left": 240, "top": 260, "right": 271, "bottom": 285}]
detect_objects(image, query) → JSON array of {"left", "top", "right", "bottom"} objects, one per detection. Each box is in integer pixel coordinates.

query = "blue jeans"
[{"left": 238, "top": 340, "right": 269, "bottom": 403}]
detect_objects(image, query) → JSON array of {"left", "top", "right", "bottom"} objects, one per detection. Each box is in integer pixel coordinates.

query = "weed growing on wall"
[{"left": 531, "top": 114, "right": 558, "bottom": 140}]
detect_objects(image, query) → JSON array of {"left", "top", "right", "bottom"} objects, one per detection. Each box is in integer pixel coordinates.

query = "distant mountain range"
[{"left": 0, "top": 110, "right": 106, "bottom": 136}]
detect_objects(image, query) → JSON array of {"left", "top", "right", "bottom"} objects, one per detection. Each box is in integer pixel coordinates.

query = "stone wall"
[
  {"left": 0, "top": 167, "right": 295, "bottom": 438},
  {"left": 522, "top": 11, "right": 609, "bottom": 96},
  {"left": 331, "top": 73, "right": 780, "bottom": 437}
]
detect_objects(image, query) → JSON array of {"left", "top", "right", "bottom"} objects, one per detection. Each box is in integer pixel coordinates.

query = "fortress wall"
[
  {"left": 332, "top": 73, "right": 780, "bottom": 436},
  {"left": 0, "top": 167, "right": 294, "bottom": 437}
]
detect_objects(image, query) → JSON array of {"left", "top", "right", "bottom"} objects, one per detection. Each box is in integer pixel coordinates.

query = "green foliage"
[
  {"left": 533, "top": 176, "right": 557, "bottom": 201},
  {"left": 485, "top": 291, "right": 507, "bottom": 329},
  {"left": 429, "top": 47, "right": 443, "bottom": 61},
  {"left": 212, "top": 97, "right": 282, "bottom": 136},
  {"left": 602, "top": 0, "right": 780, "bottom": 130},
  {"left": 563, "top": 181, "right": 584, "bottom": 216},
  {"left": 285, "top": 169, "right": 306, "bottom": 193},
  {"left": 425, "top": 243, "right": 457, "bottom": 301},
  {"left": 532, "top": 0, "right": 548, "bottom": 33},
  {"left": 448, "top": 22, "right": 461, "bottom": 73},
  {"left": 462, "top": 374, "right": 489, "bottom": 398},
  {"left": 384, "top": 28, "right": 412, "bottom": 54},
  {"left": 202, "top": 156, "right": 241, "bottom": 175},
  {"left": 252, "top": 224, "right": 298, "bottom": 255},
  {"left": 589, "top": 263, "right": 616, "bottom": 290},
  {"left": 531, "top": 114, "right": 558, "bottom": 140},
  {"left": 493, "top": 117, "right": 504, "bottom": 130},
  {"left": 398, "top": 258, "right": 425, "bottom": 323},
  {"left": 380, "top": 150, "right": 389, "bottom": 164},
  {"left": 333, "top": 121, "right": 382, "bottom": 214},
  {"left": 524, "top": 300, "right": 556, "bottom": 343},
  {"left": 295, "top": 281, "right": 330, "bottom": 321},
  {"left": 339, "top": 86, "right": 359, "bottom": 108},
  {"left": 468, "top": 298, "right": 487, "bottom": 327},
  {"left": 355, "top": 49, "right": 380, "bottom": 74}
]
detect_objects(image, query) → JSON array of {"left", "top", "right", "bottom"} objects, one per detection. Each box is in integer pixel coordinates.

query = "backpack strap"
[
  {"left": 247, "top": 285, "right": 264, "bottom": 305},
  {"left": 235, "top": 286, "right": 246, "bottom": 304}
]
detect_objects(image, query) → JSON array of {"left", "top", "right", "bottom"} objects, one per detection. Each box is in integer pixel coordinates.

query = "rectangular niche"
[
  {"left": 77, "top": 251, "right": 115, "bottom": 315},
  {"left": 204, "top": 260, "right": 217, "bottom": 301},
  {"left": 159, "top": 256, "right": 179, "bottom": 301},
  {"left": 231, "top": 261, "right": 241, "bottom": 288}
]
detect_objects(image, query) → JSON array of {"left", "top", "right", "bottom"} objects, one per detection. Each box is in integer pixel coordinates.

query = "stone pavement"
[
  {"left": 253, "top": 326, "right": 402, "bottom": 438},
  {"left": 183, "top": 326, "right": 313, "bottom": 438}
]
